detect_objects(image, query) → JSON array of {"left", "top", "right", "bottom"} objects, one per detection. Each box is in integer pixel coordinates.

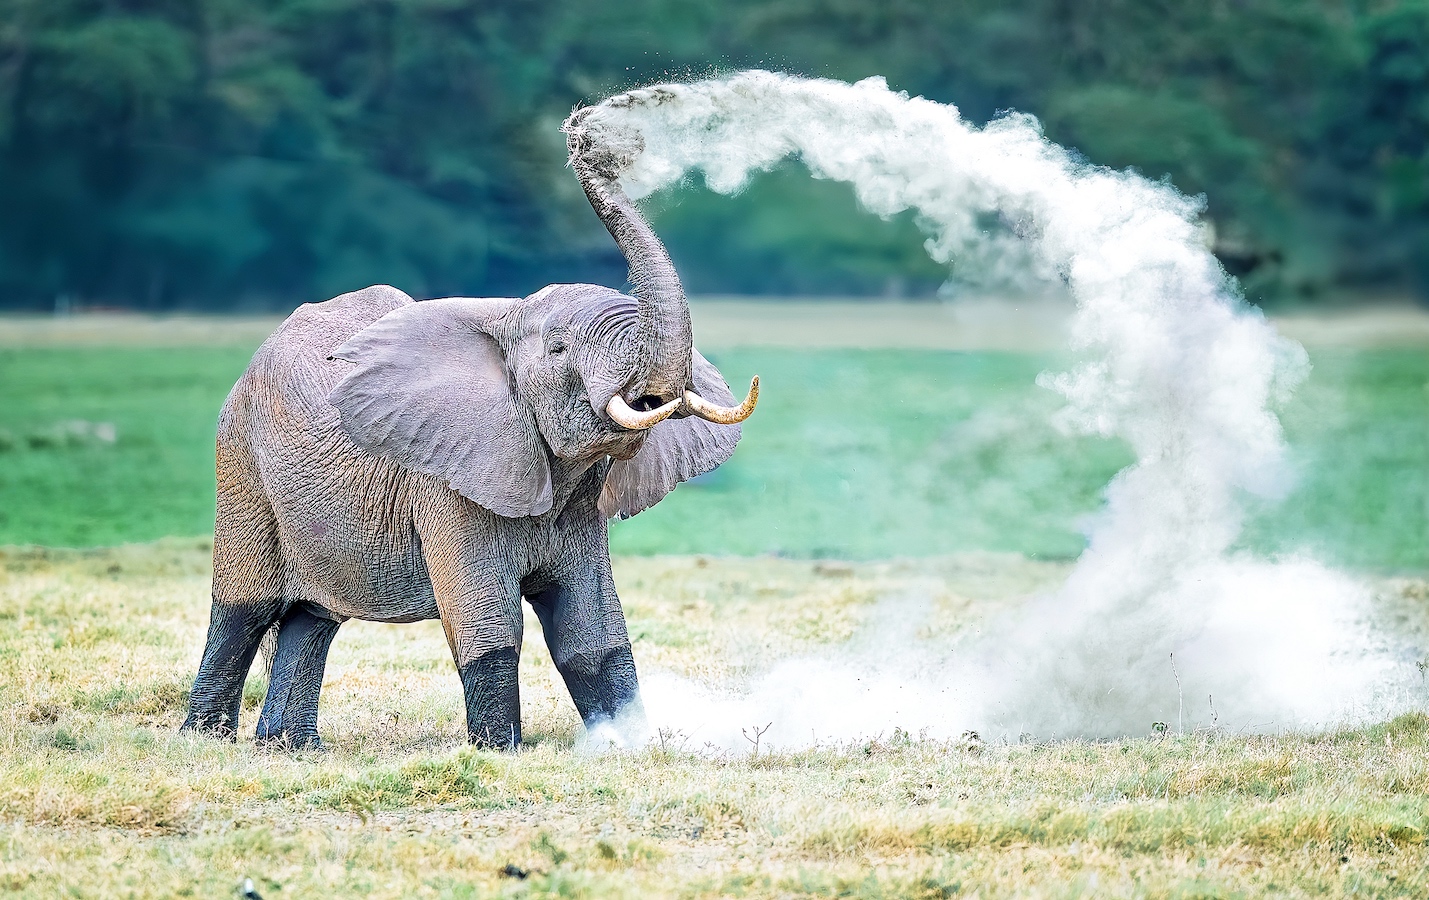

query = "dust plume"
[{"left": 566, "top": 72, "right": 1423, "bottom": 745}]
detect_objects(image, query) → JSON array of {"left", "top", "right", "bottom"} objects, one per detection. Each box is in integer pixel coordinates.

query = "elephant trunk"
[{"left": 563, "top": 107, "right": 692, "bottom": 403}]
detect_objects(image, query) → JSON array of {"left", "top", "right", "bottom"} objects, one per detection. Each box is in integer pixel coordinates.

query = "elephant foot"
[
  {"left": 468, "top": 724, "right": 521, "bottom": 751},
  {"left": 254, "top": 724, "right": 324, "bottom": 751},
  {"left": 459, "top": 647, "right": 522, "bottom": 750},
  {"left": 561, "top": 644, "right": 643, "bottom": 733},
  {"left": 180, "top": 712, "right": 239, "bottom": 742},
  {"left": 255, "top": 696, "right": 326, "bottom": 750}
]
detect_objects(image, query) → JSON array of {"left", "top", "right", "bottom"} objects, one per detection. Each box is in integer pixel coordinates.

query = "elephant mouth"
[{"left": 604, "top": 378, "right": 760, "bottom": 431}]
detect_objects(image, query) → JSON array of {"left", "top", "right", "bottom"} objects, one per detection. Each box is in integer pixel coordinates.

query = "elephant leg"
[
  {"left": 255, "top": 605, "right": 341, "bottom": 749},
  {"left": 182, "top": 473, "right": 286, "bottom": 739},
  {"left": 257, "top": 621, "right": 279, "bottom": 681},
  {"left": 418, "top": 522, "right": 524, "bottom": 749},
  {"left": 182, "top": 599, "right": 284, "bottom": 738},
  {"left": 529, "top": 561, "right": 642, "bottom": 735},
  {"left": 458, "top": 644, "right": 522, "bottom": 751}
]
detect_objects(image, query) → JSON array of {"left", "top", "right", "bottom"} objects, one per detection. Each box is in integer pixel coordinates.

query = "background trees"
[{"left": 0, "top": 0, "right": 1424, "bottom": 310}]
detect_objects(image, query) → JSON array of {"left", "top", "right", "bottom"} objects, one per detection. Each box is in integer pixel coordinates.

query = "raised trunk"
[{"left": 564, "top": 109, "right": 692, "bottom": 402}]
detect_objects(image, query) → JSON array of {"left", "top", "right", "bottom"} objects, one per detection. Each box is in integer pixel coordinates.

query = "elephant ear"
[
  {"left": 600, "top": 348, "right": 742, "bottom": 519},
  {"left": 328, "top": 297, "right": 553, "bottom": 517}
]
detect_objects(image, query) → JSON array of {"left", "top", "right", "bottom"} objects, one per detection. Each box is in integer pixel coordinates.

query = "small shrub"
[{"left": 41, "top": 727, "right": 79, "bottom": 751}]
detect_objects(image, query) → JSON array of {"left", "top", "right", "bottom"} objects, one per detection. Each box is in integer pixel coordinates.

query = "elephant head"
[{"left": 325, "top": 107, "right": 756, "bottom": 521}]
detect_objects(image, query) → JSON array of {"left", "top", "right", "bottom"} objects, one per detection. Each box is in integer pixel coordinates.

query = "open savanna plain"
[{"left": 1, "top": 301, "right": 1427, "bottom": 897}]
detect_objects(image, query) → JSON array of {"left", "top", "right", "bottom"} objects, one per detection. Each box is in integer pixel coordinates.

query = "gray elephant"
[{"left": 180, "top": 109, "right": 758, "bottom": 749}]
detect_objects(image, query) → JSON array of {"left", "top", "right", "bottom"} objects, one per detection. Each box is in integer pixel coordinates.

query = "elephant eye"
[{"left": 548, "top": 339, "right": 567, "bottom": 355}]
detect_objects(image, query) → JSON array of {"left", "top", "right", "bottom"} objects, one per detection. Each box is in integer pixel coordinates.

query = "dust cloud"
[{"left": 566, "top": 72, "right": 1424, "bottom": 746}]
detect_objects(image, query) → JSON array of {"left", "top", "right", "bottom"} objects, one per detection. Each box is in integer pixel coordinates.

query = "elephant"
[{"left": 179, "top": 107, "right": 758, "bottom": 750}]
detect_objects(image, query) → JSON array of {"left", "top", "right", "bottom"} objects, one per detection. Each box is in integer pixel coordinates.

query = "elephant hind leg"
[
  {"left": 182, "top": 449, "right": 287, "bottom": 739},
  {"left": 181, "top": 596, "right": 283, "bottom": 738},
  {"left": 255, "top": 605, "right": 341, "bottom": 749}
]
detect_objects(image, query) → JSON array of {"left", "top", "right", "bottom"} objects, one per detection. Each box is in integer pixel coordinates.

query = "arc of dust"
[{"left": 571, "top": 71, "right": 1400, "bottom": 742}]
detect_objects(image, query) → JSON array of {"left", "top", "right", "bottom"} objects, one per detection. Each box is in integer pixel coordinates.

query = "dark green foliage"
[
  {"left": 1, "top": 342, "right": 1422, "bottom": 568},
  {"left": 0, "top": 0, "right": 1427, "bottom": 309},
  {"left": 0, "top": 0, "right": 564, "bottom": 308}
]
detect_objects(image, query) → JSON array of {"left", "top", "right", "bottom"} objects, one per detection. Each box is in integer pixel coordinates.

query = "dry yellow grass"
[{"left": 1, "top": 541, "right": 1427, "bottom": 897}]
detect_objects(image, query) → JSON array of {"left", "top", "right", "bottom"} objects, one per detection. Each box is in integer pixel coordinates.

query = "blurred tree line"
[{"left": 1, "top": 0, "right": 1426, "bottom": 310}]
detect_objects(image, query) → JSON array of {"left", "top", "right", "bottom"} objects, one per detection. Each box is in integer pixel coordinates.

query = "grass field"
[
  {"left": 0, "top": 303, "right": 1426, "bottom": 897},
  {"left": 1, "top": 304, "right": 1426, "bottom": 567},
  {"left": 2, "top": 541, "right": 1428, "bottom": 898}
]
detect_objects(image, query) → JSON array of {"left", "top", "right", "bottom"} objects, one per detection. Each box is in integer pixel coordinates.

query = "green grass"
[
  {"left": 617, "top": 348, "right": 1133, "bottom": 559},
  {"left": 0, "top": 346, "right": 255, "bottom": 545},
  {"left": 1240, "top": 348, "right": 1429, "bottom": 571},
  {"left": 1, "top": 342, "right": 1424, "bottom": 568},
  {"left": 0, "top": 541, "right": 1426, "bottom": 898}
]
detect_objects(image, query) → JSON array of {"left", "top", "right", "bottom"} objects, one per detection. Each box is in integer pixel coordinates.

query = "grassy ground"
[
  {"left": 1, "top": 304, "right": 1426, "bottom": 897},
  {"left": 1, "top": 305, "right": 1426, "bottom": 567},
  {"left": 0, "top": 346, "right": 258, "bottom": 545},
  {"left": 2, "top": 541, "right": 1428, "bottom": 898}
]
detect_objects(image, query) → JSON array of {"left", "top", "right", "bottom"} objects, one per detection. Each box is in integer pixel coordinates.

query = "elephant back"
[{"left": 251, "top": 285, "right": 414, "bottom": 405}]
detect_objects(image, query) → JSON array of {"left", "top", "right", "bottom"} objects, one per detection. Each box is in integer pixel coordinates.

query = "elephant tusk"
[
  {"left": 684, "top": 376, "right": 759, "bottom": 424},
  {"left": 606, "top": 393, "right": 682, "bottom": 430}
]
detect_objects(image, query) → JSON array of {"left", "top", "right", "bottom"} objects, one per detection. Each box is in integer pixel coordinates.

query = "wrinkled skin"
[{"left": 180, "top": 283, "right": 741, "bottom": 749}]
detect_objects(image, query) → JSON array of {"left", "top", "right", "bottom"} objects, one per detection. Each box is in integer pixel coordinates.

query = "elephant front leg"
[
  {"left": 457, "top": 644, "right": 522, "bottom": 750},
  {"left": 442, "top": 608, "right": 523, "bottom": 749},
  {"left": 421, "top": 536, "right": 524, "bottom": 749},
  {"left": 529, "top": 565, "right": 644, "bottom": 741}
]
